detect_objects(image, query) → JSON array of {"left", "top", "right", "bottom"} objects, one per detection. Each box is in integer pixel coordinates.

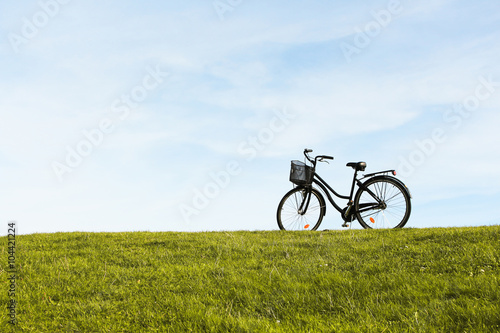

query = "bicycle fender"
[{"left": 384, "top": 176, "right": 412, "bottom": 199}]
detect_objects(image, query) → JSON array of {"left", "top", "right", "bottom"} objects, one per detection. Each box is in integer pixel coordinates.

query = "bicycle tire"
[
  {"left": 354, "top": 177, "right": 411, "bottom": 229},
  {"left": 277, "top": 187, "right": 326, "bottom": 231}
]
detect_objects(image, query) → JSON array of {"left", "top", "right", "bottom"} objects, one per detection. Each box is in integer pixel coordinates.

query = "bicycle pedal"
[{"left": 341, "top": 223, "right": 350, "bottom": 228}]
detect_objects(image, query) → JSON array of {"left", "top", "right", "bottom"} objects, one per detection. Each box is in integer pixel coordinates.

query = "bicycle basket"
[{"left": 289, "top": 160, "right": 314, "bottom": 185}]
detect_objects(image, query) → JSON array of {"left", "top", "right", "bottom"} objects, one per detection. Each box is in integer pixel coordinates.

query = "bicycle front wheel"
[
  {"left": 354, "top": 177, "right": 411, "bottom": 229},
  {"left": 277, "top": 187, "right": 326, "bottom": 231}
]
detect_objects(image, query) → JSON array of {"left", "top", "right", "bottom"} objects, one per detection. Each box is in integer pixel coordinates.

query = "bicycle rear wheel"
[
  {"left": 354, "top": 177, "right": 411, "bottom": 229},
  {"left": 277, "top": 187, "right": 326, "bottom": 231}
]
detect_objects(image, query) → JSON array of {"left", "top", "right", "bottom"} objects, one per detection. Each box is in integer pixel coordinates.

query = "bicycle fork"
[{"left": 298, "top": 188, "right": 313, "bottom": 215}]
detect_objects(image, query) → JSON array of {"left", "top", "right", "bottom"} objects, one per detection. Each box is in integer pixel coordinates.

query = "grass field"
[{"left": 1, "top": 226, "right": 499, "bottom": 332}]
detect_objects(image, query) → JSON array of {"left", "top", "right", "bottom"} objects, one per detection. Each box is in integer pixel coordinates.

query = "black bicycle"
[{"left": 277, "top": 149, "right": 412, "bottom": 230}]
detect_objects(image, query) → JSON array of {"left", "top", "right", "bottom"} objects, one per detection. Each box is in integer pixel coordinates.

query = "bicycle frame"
[
  {"left": 310, "top": 171, "right": 388, "bottom": 216},
  {"left": 311, "top": 172, "right": 352, "bottom": 214}
]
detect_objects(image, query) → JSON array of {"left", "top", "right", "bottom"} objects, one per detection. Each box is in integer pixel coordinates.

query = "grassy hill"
[{"left": 1, "top": 226, "right": 499, "bottom": 332}]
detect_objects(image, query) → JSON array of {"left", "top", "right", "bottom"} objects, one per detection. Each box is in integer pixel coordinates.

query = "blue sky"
[{"left": 1, "top": 0, "right": 499, "bottom": 234}]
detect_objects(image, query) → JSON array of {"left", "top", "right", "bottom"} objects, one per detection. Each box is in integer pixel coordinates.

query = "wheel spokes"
[
  {"left": 279, "top": 189, "right": 323, "bottom": 230},
  {"left": 357, "top": 180, "right": 409, "bottom": 229}
]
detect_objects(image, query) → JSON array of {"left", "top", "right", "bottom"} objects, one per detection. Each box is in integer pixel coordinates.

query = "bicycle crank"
[{"left": 341, "top": 206, "right": 356, "bottom": 224}]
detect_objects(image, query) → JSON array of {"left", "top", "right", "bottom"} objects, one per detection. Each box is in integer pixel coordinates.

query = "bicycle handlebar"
[
  {"left": 304, "top": 149, "right": 314, "bottom": 163},
  {"left": 304, "top": 149, "right": 334, "bottom": 167}
]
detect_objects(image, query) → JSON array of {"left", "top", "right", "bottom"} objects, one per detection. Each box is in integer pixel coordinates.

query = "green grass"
[{"left": 1, "top": 226, "right": 499, "bottom": 332}]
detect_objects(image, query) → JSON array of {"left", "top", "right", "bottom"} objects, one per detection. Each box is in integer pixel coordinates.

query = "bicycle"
[{"left": 276, "top": 149, "right": 412, "bottom": 230}]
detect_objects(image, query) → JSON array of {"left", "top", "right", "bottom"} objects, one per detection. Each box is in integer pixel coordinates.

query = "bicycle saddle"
[{"left": 346, "top": 162, "right": 367, "bottom": 171}]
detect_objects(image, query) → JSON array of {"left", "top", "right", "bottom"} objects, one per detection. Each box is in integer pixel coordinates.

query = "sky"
[{"left": 1, "top": 0, "right": 500, "bottom": 235}]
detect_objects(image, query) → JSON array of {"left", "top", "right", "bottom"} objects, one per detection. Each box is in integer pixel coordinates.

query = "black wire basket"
[{"left": 289, "top": 160, "right": 314, "bottom": 185}]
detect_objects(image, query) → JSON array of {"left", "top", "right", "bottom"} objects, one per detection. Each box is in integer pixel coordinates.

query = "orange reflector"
[
  {"left": 304, "top": 224, "right": 310, "bottom": 229},
  {"left": 370, "top": 217, "right": 375, "bottom": 223}
]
